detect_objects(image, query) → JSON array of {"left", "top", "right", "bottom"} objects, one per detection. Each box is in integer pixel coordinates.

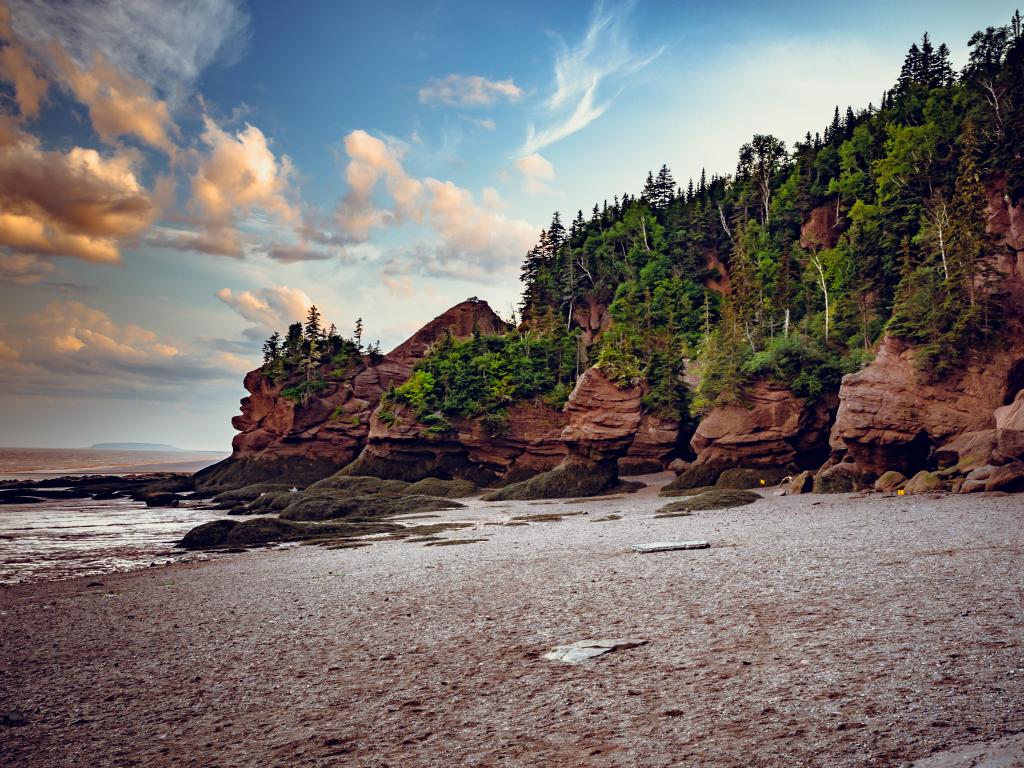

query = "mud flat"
[{"left": 1, "top": 478, "right": 1023, "bottom": 767}]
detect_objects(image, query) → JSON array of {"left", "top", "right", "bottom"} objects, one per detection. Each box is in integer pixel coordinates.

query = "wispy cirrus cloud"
[
  {"left": 522, "top": 1, "right": 662, "bottom": 154},
  {"left": 5, "top": 0, "right": 249, "bottom": 103},
  {"left": 419, "top": 74, "right": 522, "bottom": 107}
]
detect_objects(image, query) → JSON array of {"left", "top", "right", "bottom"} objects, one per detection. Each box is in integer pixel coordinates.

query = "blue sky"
[{"left": 0, "top": 0, "right": 1018, "bottom": 449}]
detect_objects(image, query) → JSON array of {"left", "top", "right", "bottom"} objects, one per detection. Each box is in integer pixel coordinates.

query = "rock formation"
[
  {"left": 688, "top": 380, "right": 836, "bottom": 472},
  {"left": 195, "top": 299, "right": 509, "bottom": 492},
  {"left": 824, "top": 184, "right": 1024, "bottom": 481},
  {"left": 482, "top": 367, "right": 644, "bottom": 499}
]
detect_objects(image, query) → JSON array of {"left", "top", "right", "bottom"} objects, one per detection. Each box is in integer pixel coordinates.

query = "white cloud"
[
  {"left": 419, "top": 74, "right": 522, "bottom": 107},
  {"left": 523, "top": 1, "right": 662, "bottom": 154},
  {"left": 216, "top": 286, "right": 311, "bottom": 330},
  {"left": 515, "top": 152, "right": 555, "bottom": 193}
]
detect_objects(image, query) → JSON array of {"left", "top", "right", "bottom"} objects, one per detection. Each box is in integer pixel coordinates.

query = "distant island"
[{"left": 90, "top": 443, "right": 183, "bottom": 452}]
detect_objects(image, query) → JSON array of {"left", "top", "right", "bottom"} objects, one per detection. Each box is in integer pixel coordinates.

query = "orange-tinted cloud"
[
  {"left": 0, "top": 5, "right": 47, "bottom": 117},
  {"left": 335, "top": 129, "right": 422, "bottom": 241},
  {"left": 215, "top": 285, "right": 311, "bottom": 329},
  {"left": 172, "top": 117, "right": 298, "bottom": 257},
  {"left": 0, "top": 300, "right": 178, "bottom": 377},
  {"left": 0, "top": 251, "right": 54, "bottom": 284},
  {"left": 335, "top": 129, "right": 536, "bottom": 279},
  {"left": 0, "top": 131, "right": 154, "bottom": 265},
  {"left": 49, "top": 43, "right": 177, "bottom": 155}
]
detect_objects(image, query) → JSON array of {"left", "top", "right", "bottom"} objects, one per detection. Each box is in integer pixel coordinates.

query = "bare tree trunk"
[
  {"left": 783, "top": 307, "right": 790, "bottom": 338},
  {"left": 810, "top": 251, "right": 830, "bottom": 343},
  {"left": 717, "top": 203, "right": 733, "bottom": 242}
]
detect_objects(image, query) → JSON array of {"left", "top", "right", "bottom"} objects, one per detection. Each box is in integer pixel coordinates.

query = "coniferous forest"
[{"left": 263, "top": 14, "right": 1024, "bottom": 439}]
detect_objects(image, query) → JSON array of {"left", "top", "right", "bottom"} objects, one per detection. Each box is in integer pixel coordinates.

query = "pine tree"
[
  {"left": 304, "top": 305, "right": 323, "bottom": 342},
  {"left": 353, "top": 317, "right": 363, "bottom": 351},
  {"left": 262, "top": 331, "right": 281, "bottom": 367}
]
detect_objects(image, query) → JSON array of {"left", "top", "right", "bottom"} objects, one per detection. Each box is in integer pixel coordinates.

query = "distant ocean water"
[
  {"left": 0, "top": 447, "right": 229, "bottom": 585},
  {"left": 0, "top": 446, "right": 227, "bottom": 480}
]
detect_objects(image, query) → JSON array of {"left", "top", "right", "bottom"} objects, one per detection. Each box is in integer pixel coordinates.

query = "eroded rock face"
[
  {"left": 800, "top": 203, "right": 841, "bottom": 250},
  {"left": 619, "top": 413, "right": 682, "bottom": 475},
  {"left": 829, "top": 335, "right": 1024, "bottom": 477},
  {"left": 343, "top": 401, "right": 568, "bottom": 484},
  {"left": 690, "top": 380, "right": 836, "bottom": 470},
  {"left": 479, "top": 367, "right": 644, "bottom": 499},
  {"left": 560, "top": 367, "right": 644, "bottom": 463}
]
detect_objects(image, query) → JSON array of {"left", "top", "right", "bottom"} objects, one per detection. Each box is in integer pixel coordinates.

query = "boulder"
[
  {"left": 667, "top": 458, "right": 691, "bottom": 473},
  {"left": 934, "top": 430, "right": 997, "bottom": 470},
  {"left": 787, "top": 470, "right": 815, "bottom": 495},
  {"left": 691, "top": 380, "right": 836, "bottom": 469},
  {"left": 995, "top": 390, "right": 1024, "bottom": 461},
  {"left": 985, "top": 463, "right": 1024, "bottom": 493},
  {"left": 960, "top": 465, "right": 996, "bottom": 494},
  {"left": 903, "top": 470, "right": 944, "bottom": 495},
  {"left": 812, "top": 462, "right": 870, "bottom": 494},
  {"left": 715, "top": 467, "right": 789, "bottom": 490},
  {"left": 874, "top": 471, "right": 907, "bottom": 493}
]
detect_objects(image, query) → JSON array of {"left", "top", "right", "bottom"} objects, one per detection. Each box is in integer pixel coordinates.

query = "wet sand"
[{"left": 2, "top": 477, "right": 1023, "bottom": 767}]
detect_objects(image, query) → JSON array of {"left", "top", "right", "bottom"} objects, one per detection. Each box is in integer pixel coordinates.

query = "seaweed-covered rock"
[
  {"left": 179, "top": 516, "right": 403, "bottom": 549},
  {"left": 212, "top": 483, "right": 296, "bottom": 504},
  {"left": 904, "top": 470, "right": 943, "bottom": 495},
  {"left": 404, "top": 478, "right": 478, "bottom": 498},
  {"left": 659, "top": 485, "right": 716, "bottom": 498},
  {"left": 481, "top": 461, "right": 617, "bottom": 501},
  {"left": 657, "top": 489, "right": 761, "bottom": 513},
  {"left": 180, "top": 519, "right": 238, "bottom": 548},
  {"left": 662, "top": 463, "right": 724, "bottom": 492},
  {"left": 874, "top": 471, "right": 907, "bottom": 493},
  {"left": 141, "top": 492, "right": 181, "bottom": 508},
  {"left": 715, "top": 467, "right": 789, "bottom": 490},
  {"left": 306, "top": 474, "right": 411, "bottom": 495},
  {"left": 193, "top": 455, "right": 343, "bottom": 495},
  {"left": 279, "top": 491, "right": 464, "bottom": 521}
]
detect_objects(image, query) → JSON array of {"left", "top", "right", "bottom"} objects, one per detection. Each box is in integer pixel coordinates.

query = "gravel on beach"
[{"left": 1, "top": 478, "right": 1023, "bottom": 767}]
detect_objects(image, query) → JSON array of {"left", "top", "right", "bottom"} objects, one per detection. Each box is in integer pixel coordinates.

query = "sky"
[{"left": 0, "top": 0, "right": 1018, "bottom": 450}]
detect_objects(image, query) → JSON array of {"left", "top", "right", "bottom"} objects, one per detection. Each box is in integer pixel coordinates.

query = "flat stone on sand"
[
  {"left": 632, "top": 540, "right": 710, "bottom": 553},
  {"left": 543, "top": 638, "right": 649, "bottom": 664}
]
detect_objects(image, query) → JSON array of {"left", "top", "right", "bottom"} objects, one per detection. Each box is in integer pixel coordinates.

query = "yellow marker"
[
  {"left": 897, "top": 489, "right": 905, "bottom": 496},
  {"left": 759, "top": 479, "right": 766, "bottom": 486}
]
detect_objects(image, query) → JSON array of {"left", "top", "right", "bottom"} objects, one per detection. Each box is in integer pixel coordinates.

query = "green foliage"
[
  {"left": 377, "top": 15, "right": 1021, "bottom": 431},
  {"left": 387, "top": 330, "right": 581, "bottom": 422}
]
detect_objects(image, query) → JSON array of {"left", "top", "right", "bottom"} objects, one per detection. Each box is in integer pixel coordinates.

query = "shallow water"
[{"left": 0, "top": 496, "right": 223, "bottom": 584}]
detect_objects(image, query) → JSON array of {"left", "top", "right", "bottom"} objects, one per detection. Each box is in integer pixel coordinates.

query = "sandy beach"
[{"left": 2, "top": 478, "right": 1023, "bottom": 767}]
